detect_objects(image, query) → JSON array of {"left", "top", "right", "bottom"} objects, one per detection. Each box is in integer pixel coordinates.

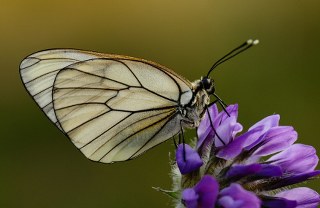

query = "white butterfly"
[{"left": 19, "top": 40, "right": 258, "bottom": 163}]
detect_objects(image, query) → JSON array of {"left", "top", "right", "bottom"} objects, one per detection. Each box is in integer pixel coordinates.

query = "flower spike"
[{"left": 161, "top": 103, "right": 320, "bottom": 208}]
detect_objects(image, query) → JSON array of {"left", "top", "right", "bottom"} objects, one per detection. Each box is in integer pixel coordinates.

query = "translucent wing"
[
  {"left": 20, "top": 49, "right": 193, "bottom": 163},
  {"left": 20, "top": 49, "right": 102, "bottom": 129}
]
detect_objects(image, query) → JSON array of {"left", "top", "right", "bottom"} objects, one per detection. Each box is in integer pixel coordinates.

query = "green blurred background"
[{"left": 1, "top": 0, "right": 319, "bottom": 207}]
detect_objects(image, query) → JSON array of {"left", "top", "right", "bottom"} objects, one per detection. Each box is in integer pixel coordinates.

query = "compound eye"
[{"left": 202, "top": 77, "right": 211, "bottom": 90}]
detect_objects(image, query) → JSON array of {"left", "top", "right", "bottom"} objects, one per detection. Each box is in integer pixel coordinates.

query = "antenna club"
[
  {"left": 253, "top": 39, "right": 260, "bottom": 45},
  {"left": 246, "top": 39, "right": 253, "bottom": 45}
]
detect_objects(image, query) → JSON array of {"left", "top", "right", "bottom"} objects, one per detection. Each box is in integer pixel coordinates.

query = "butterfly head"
[{"left": 200, "top": 76, "right": 215, "bottom": 95}]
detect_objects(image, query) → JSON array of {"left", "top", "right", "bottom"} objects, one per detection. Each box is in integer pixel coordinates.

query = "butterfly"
[{"left": 19, "top": 39, "right": 258, "bottom": 163}]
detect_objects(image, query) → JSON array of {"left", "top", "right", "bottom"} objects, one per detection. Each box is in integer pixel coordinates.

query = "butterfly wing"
[
  {"left": 20, "top": 49, "right": 102, "bottom": 129},
  {"left": 20, "top": 49, "right": 193, "bottom": 163}
]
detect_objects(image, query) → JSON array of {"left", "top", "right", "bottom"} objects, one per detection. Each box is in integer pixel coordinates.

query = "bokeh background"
[{"left": 1, "top": 0, "right": 319, "bottom": 207}]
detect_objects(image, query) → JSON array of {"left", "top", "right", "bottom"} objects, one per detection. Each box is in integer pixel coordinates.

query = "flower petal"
[
  {"left": 182, "top": 175, "right": 219, "bottom": 208},
  {"left": 176, "top": 144, "right": 203, "bottom": 174},
  {"left": 276, "top": 187, "right": 320, "bottom": 208},
  {"left": 216, "top": 126, "right": 264, "bottom": 160},
  {"left": 197, "top": 104, "right": 240, "bottom": 149},
  {"left": 266, "top": 170, "right": 320, "bottom": 190},
  {"left": 248, "top": 114, "right": 280, "bottom": 132},
  {"left": 255, "top": 164, "right": 283, "bottom": 178},
  {"left": 194, "top": 175, "right": 219, "bottom": 208},
  {"left": 182, "top": 188, "right": 198, "bottom": 208},
  {"left": 262, "top": 198, "right": 297, "bottom": 208},
  {"left": 226, "top": 164, "right": 262, "bottom": 181},
  {"left": 267, "top": 144, "right": 319, "bottom": 174},
  {"left": 197, "top": 104, "right": 219, "bottom": 148},
  {"left": 252, "top": 126, "right": 297, "bottom": 156},
  {"left": 244, "top": 115, "right": 281, "bottom": 151},
  {"left": 214, "top": 116, "right": 243, "bottom": 147},
  {"left": 216, "top": 104, "right": 239, "bottom": 125},
  {"left": 219, "top": 183, "right": 261, "bottom": 208}
]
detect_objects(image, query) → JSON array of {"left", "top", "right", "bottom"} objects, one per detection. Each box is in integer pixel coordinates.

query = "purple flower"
[
  {"left": 276, "top": 188, "right": 320, "bottom": 208},
  {"left": 267, "top": 144, "right": 318, "bottom": 174},
  {"left": 248, "top": 126, "right": 298, "bottom": 157},
  {"left": 197, "top": 104, "right": 242, "bottom": 149},
  {"left": 176, "top": 144, "right": 203, "bottom": 174},
  {"left": 225, "top": 163, "right": 283, "bottom": 181},
  {"left": 182, "top": 175, "right": 219, "bottom": 208},
  {"left": 216, "top": 115, "right": 298, "bottom": 161},
  {"left": 166, "top": 104, "right": 320, "bottom": 208},
  {"left": 262, "top": 198, "right": 297, "bottom": 208},
  {"left": 262, "top": 187, "right": 320, "bottom": 208},
  {"left": 218, "top": 183, "right": 261, "bottom": 208}
]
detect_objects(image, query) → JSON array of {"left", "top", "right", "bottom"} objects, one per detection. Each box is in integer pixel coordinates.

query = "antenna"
[{"left": 207, "top": 39, "right": 259, "bottom": 77}]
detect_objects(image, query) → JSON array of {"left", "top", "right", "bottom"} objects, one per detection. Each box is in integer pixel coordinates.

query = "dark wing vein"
[
  {"left": 79, "top": 113, "right": 134, "bottom": 149},
  {"left": 116, "top": 58, "right": 184, "bottom": 102},
  {"left": 54, "top": 87, "right": 120, "bottom": 91},
  {"left": 107, "top": 56, "right": 192, "bottom": 90},
  {"left": 89, "top": 109, "right": 173, "bottom": 157},
  {"left": 67, "top": 66, "right": 178, "bottom": 104},
  {"left": 20, "top": 57, "right": 40, "bottom": 69},
  {"left": 65, "top": 109, "right": 110, "bottom": 133},
  {"left": 105, "top": 105, "right": 178, "bottom": 113},
  {"left": 55, "top": 102, "right": 105, "bottom": 111},
  {"left": 130, "top": 112, "right": 178, "bottom": 159},
  {"left": 57, "top": 90, "right": 111, "bottom": 133},
  {"left": 24, "top": 69, "right": 61, "bottom": 84},
  {"left": 111, "top": 59, "right": 143, "bottom": 86},
  {"left": 98, "top": 110, "right": 176, "bottom": 161},
  {"left": 116, "top": 59, "right": 180, "bottom": 103},
  {"left": 66, "top": 68, "right": 130, "bottom": 87}
]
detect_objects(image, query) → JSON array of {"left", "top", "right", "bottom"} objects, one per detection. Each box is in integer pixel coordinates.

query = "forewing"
[
  {"left": 53, "top": 58, "right": 192, "bottom": 163},
  {"left": 19, "top": 49, "right": 102, "bottom": 129}
]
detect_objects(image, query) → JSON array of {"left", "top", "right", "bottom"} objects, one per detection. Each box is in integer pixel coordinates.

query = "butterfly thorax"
[{"left": 181, "top": 77, "right": 214, "bottom": 128}]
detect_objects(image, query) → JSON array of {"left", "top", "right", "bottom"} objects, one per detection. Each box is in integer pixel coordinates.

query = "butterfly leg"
[
  {"left": 172, "top": 135, "right": 178, "bottom": 149},
  {"left": 179, "top": 120, "right": 187, "bottom": 161},
  {"left": 206, "top": 103, "right": 226, "bottom": 146},
  {"left": 213, "top": 93, "right": 230, "bottom": 117}
]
